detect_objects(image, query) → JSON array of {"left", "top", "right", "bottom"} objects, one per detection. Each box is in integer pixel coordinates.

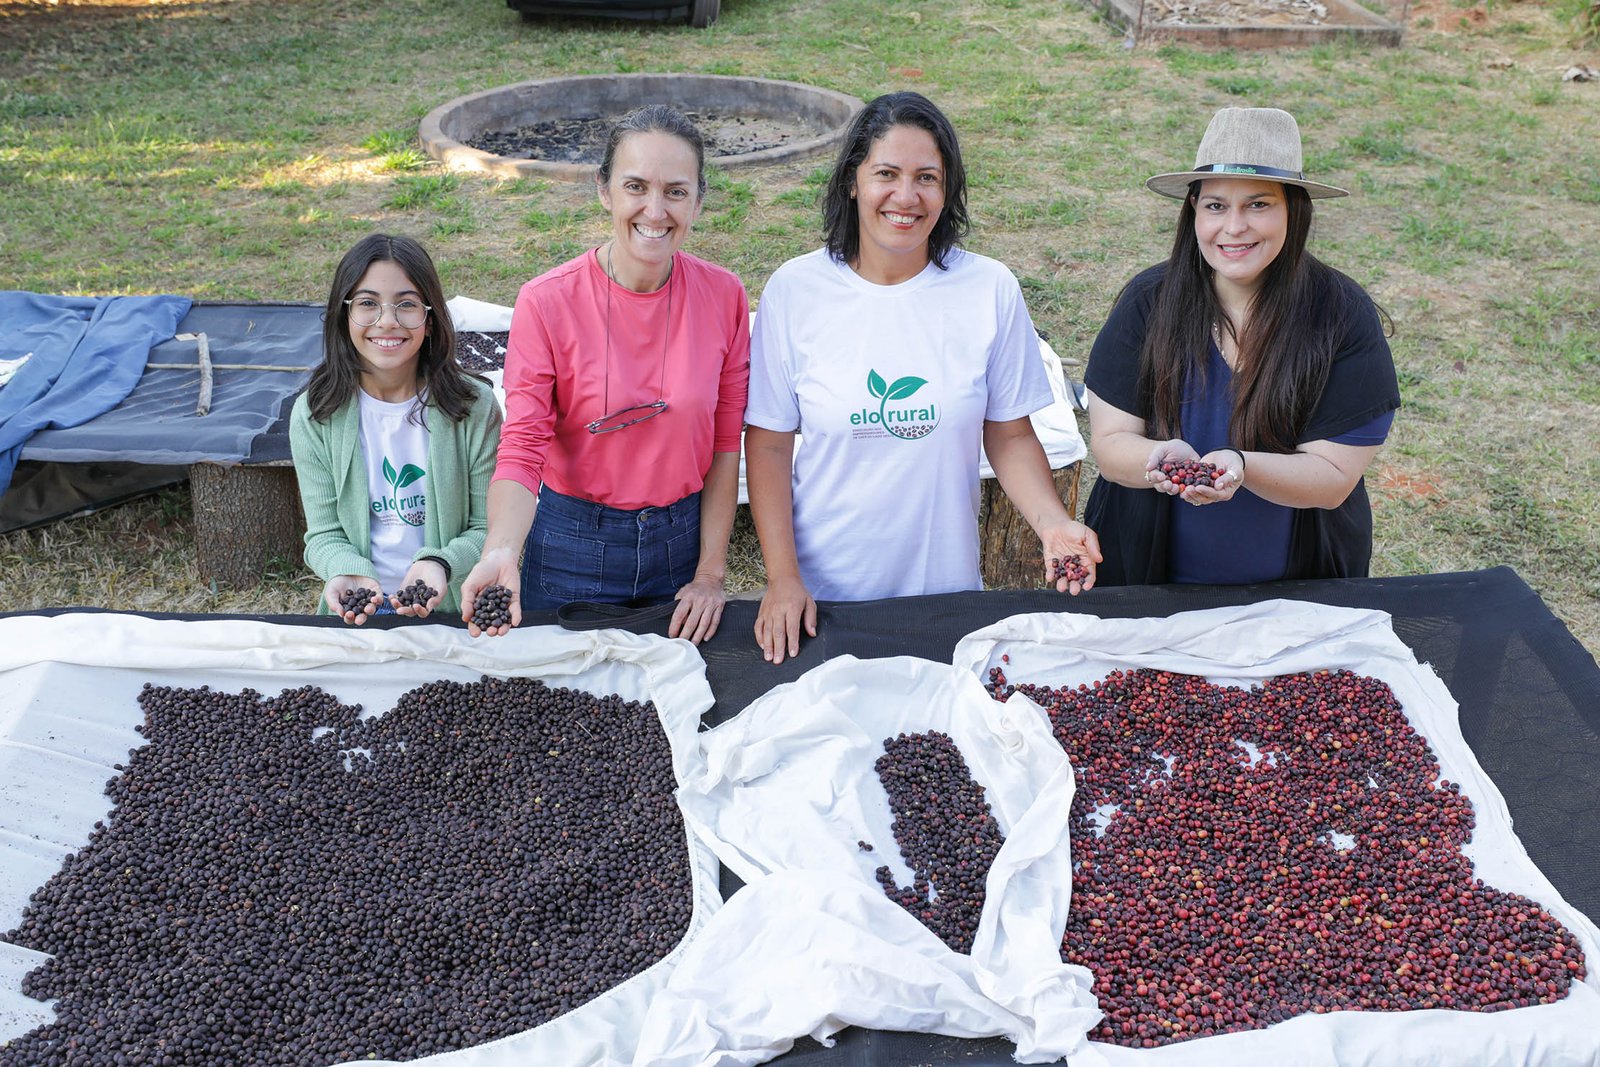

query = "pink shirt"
[{"left": 495, "top": 249, "right": 750, "bottom": 511}]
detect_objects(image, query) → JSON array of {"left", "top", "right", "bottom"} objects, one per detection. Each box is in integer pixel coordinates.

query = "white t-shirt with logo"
[
  {"left": 359, "top": 390, "right": 430, "bottom": 597},
  {"left": 747, "top": 247, "right": 1052, "bottom": 601}
]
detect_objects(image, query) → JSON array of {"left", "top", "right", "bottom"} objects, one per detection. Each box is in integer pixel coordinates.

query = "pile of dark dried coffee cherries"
[
  {"left": 983, "top": 664, "right": 1586, "bottom": 1047},
  {"left": 337, "top": 585, "right": 378, "bottom": 614},
  {"left": 871, "top": 731, "right": 1005, "bottom": 954},
  {"left": 1, "top": 676, "right": 691, "bottom": 1066},
  {"left": 471, "top": 584, "right": 515, "bottom": 628},
  {"left": 394, "top": 578, "right": 438, "bottom": 608}
]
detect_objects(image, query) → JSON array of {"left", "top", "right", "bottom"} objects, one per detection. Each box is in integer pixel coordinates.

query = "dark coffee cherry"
[{"left": 871, "top": 731, "right": 1005, "bottom": 955}]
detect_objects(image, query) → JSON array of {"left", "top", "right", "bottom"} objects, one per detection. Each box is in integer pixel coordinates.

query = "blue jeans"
[{"left": 520, "top": 486, "right": 701, "bottom": 612}]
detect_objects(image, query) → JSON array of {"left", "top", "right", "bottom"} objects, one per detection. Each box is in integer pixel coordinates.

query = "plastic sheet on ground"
[
  {"left": 653, "top": 654, "right": 1101, "bottom": 1065},
  {"left": 950, "top": 600, "right": 1600, "bottom": 1067},
  {"left": 0, "top": 614, "right": 722, "bottom": 1067}
]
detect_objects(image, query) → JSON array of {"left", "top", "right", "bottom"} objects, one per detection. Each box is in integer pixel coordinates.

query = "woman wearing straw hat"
[{"left": 1084, "top": 107, "right": 1399, "bottom": 585}]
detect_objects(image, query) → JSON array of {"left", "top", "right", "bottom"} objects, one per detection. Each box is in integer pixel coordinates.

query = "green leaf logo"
[
  {"left": 885, "top": 375, "right": 926, "bottom": 401},
  {"left": 394, "top": 464, "right": 425, "bottom": 489},
  {"left": 867, "top": 369, "right": 888, "bottom": 399},
  {"left": 383, "top": 457, "right": 398, "bottom": 487}
]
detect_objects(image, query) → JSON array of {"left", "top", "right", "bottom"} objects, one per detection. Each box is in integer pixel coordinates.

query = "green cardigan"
[{"left": 289, "top": 377, "right": 502, "bottom": 614}]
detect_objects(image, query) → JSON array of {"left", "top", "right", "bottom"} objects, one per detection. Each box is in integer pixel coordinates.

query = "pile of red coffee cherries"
[
  {"left": 986, "top": 665, "right": 1586, "bottom": 1047},
  {"left": 871, "top": 731, "right": 1006, "bottom": 955},
  {"left": 1050, "top": 555, "right": 1091, "bottom": 584},
  {"left": 1158, "top": 459, "right": 1222, "bottom": 488}
]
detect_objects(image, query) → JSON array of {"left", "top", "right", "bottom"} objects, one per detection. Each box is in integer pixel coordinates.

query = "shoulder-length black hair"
[
  {"left": 1138, "top": 181, "right": 1375, "bottom": 453},
  {"left": 307, "top": 233, "right": 476, "bottom": 424},
  {"left": 821, "top": 91, "right": 969, "bottom": 271}
]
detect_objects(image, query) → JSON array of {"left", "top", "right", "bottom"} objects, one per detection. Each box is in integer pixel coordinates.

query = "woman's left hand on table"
[{"left": 670, "top": 574, "right": 727, "bottom": 644}]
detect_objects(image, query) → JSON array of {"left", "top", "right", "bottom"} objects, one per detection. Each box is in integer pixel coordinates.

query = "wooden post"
[
  {"left": 979, "top": 462, "right": 1081, "bottom": 590},
  {"left": 189, "top": 462, "right": 305, "bottom": 589}
]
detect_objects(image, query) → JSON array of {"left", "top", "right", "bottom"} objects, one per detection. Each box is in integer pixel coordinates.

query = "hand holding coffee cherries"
[
  {"left": 1040, "top": 520, "right": 1103, "bottom": 594},
  {"left": 459, "top": 547, "right": 523, "bottom": 637},
  {"left": 1144, "top": 440, "right": 1245, "bottom": 505},
  {"left": 325, "top": 576, "right": 381, "bottom": 625},
  {"left": 391, "top": 559, "right": 447, "bottom": 618}
]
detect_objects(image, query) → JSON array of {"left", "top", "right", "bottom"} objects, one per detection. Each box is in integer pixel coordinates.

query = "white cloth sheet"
[
  {"left": 949, "top": 600, "right": 1600, "bottom": 1067},
  {"left": 0, "top": 614, "right": 722, "bottom": 1067},
  {"left": 654, "top": 654, "right": 1102, "bottom": 1065}
]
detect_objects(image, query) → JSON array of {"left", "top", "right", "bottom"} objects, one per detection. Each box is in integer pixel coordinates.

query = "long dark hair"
[
  {"left": 596, "top": 104, "right": 707, "bottom": 198},
  {"left": 821, "top": 91, "right": 969, "bottom": 271},
  {"left": 1139, "top": 182, "right": 1362, "bottom": 452},
  {"left": 308, "top": 233, "right": 475, "bottom": 424}
]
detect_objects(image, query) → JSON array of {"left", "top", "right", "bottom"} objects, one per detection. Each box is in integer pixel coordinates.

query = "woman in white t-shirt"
[{"left": 745, "top": 92, "right": 1102, "bottom": 663}]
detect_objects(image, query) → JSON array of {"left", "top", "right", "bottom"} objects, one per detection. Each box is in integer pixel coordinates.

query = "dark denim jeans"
[{"left": 520, "top": 485, "right": 700, "bottom": 612}]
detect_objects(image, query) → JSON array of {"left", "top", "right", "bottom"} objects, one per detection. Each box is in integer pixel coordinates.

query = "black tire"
[{"left": 689, "top": 0, "right": 719, "bottom": 27}]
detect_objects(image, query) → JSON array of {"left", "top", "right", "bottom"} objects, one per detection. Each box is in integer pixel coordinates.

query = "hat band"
[{"left": 1194, "top": 162, "right": 1305, "bottom": 181}]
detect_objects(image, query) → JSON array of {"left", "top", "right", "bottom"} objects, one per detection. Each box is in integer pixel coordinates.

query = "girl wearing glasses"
[
  {"left": 290, "top": 233, "right": 503, "bottom": 624},
  {"left": 745, "top": 92, "right": 1101, "bottom": 665},
  {"left": 461, "top": 105, "right": 750, "bottom": 642}
]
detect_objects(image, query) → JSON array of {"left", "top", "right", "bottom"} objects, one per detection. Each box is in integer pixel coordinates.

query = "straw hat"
[{"left": 1146, "top": 107, "right": 1348, "bottom": 200}]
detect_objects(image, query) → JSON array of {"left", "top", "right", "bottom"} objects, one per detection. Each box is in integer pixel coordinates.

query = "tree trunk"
[
  {"left": 189, "top": 462, "right": 304, "bottom": 589},
  {"left": 979, "top": 462, "right": 1081, "bottom": 590}
]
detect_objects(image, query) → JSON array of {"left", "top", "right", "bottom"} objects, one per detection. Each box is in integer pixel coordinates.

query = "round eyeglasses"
[{"left": 345, "top": 297, "right": 430, "bottom": 329}]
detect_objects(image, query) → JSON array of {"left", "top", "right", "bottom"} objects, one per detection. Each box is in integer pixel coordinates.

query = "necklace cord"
[{"left": 600, "top": 245, "right": 673, "bottom": 420}]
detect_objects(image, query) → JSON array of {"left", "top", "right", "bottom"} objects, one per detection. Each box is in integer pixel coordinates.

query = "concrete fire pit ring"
[{"left": 420, "top": 73, "right": 864, "bottom": 182}]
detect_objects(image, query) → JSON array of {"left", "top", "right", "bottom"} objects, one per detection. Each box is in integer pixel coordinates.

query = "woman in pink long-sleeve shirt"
[{"left": 461, "top": 105, "right": 750, "bottom": 642}]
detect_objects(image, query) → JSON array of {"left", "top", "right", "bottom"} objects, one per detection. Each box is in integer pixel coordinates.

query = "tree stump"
[
  {"left": 979, "top": 462, "right": 1081, "bottom": 590},
  {"left": 190, "top": 462, "right": 304, "bottom": 589}
]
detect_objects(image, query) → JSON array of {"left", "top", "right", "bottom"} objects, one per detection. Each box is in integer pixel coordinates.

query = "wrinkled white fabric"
[
  {"left": 951, "top": 600, "right": 1600, "bottom": 1067},
  {"left": 0, "top": 614, "right": 721, "bottom": 1067},
  {"left": 658, "top": 655, "right": 1101, "bottom": 1065}
]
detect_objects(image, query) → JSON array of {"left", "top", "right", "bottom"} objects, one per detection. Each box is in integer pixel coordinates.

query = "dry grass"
[{"left": 1, "top": 0, "right": 1596, "bottom": 658}]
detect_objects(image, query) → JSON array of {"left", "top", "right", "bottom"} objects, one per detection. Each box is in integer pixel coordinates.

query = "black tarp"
[{"left": 8, "top": 566, "right": 1598, "bottom": 1065}]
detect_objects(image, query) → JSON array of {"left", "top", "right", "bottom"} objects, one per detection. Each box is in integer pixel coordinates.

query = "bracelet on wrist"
[{"left": 418, "top": 555, "right": 452, "bottom": 581}]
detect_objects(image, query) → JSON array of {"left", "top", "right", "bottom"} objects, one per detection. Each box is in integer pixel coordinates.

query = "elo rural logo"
[{"left": 852, "top": 369, "right": 940, "bottom": 440}]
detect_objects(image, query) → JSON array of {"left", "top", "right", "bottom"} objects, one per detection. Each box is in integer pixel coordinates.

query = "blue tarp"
[{"left": 0, "top": 292, "right": 192, "bottom": 494}]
